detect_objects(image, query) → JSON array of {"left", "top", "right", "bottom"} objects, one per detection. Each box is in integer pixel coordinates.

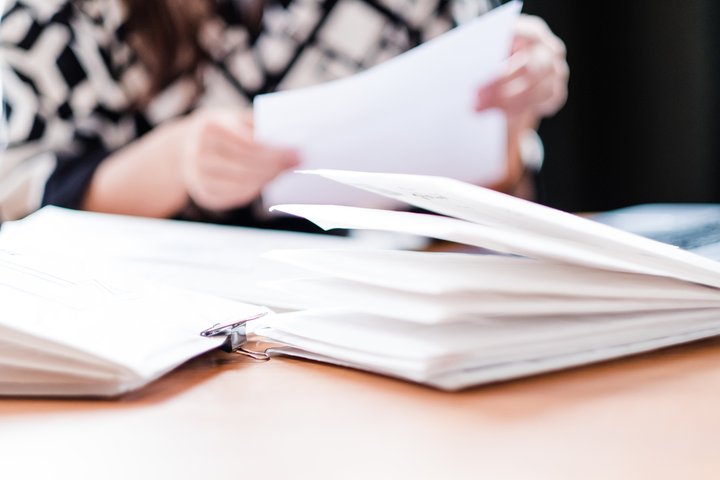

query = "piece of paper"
[
  {"left": 0, "top": 206, "right": 365, "bottom": 310},
  {"left": 278, "top": 170, "right": 720, "bottom": 288},
  {"left": 0, "top": 251, "right": 267, "bottom": 395},
  {"left": 262, "top": 249, "right": 720, "bottom": 301},
  {"left": 253, "top": 169, "right": 720, "bottom": 388},
  {"left": 250, "top": 307, "right": 720, "bottom": 388},
  {"left": 270, "top": 204, "right": 679, "bottom": 276},
  {"left": 261, "top": 276, "right": 720, "bottom": 323},
  {"left": 254, "top": 1, "right": 521, "bottom": 208}
]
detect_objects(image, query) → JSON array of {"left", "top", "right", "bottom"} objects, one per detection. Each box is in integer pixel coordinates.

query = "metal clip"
[
  {"left": 200, "top": 311, "right": 268, "bottom": 338},
  {"left": 201, "top": 311, "right": 271, "bottom": 361}
]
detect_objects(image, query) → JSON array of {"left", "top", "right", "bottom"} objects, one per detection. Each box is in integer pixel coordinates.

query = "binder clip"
[{"left": 200, "top": 312, "right": 271, "bottom": 361}]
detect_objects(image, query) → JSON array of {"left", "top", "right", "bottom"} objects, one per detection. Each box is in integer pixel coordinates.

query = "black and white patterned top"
[{"left": 0, "top": 0, "right": 494, "bottom": 222}]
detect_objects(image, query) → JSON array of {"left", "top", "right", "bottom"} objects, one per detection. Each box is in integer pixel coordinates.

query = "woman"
[{"left": 0, "top": 0, "right": 568, "bottom": 225}]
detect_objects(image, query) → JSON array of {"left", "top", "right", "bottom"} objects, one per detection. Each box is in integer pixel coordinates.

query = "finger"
[
  {"left": 195, "top": 148, "right": 300, "bottom": 181},
  {"left": 513, "top": 15, "right": 566, "bottom": 57},
  {"left": 189, "top": 180, "right": 261, "bottom": 211},
  {"left": 530, "top": 56, "right": 569, "bottom": 116},
  {"left": 228, "top": 145, "right": 302, "bottom": 176},
  {"left": 202, "top": 122, "right": 301, "bottom": 170},
  {"left": 190, "top": 164, "right": 291, "bottom": 211},
  {"left": 201, "top": 175, "right": 264, "bottom": 200},
  {"left": 207, "top": 107, "right": 254, "bottom": 131},
  {"left": 477, "top": 37, "right": 569, "bottom": 112},
  {"left": 496, "top": 43, "right": 556, "bottom": 91},
  {"left": 201, "top": 114, "right": 253, "bottom": 145},
  {"left": 476, "top": 52, "right": 553, "bottom": 110},
  {"left": 477, "top": 72, "right": 560, "bottom": 115},
  {"left": 203, "top": 126, "right": 261, "bottom": 160},
  {"left": 535, "top": 79, "right": 569, "bottom": 117},
  {"left": 498, "top": 76, "right": 558, "bottom": 115},
  {"left": 188, "top": 168, "right": 274, "bottom": 210},
  {"left": 195, "top": 110, "right": 303, "bottom": 174},
  {"left": 193, "top": 109, "right": 256, "bottom": 149}
]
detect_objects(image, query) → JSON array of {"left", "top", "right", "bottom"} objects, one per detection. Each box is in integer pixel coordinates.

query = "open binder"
[
  {"left": 7, "top": 170, "right": 720, "bottom": 394},
  {"left": 236, "top": 170, "right": 720, "bottom": 390},
  {"left": 0, "top": 251, "right": 268, "bottom": 397}
]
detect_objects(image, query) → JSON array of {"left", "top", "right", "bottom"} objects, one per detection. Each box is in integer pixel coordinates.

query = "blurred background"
[{"left": 521, "top": 0, "right": 720, "bottom": 213}]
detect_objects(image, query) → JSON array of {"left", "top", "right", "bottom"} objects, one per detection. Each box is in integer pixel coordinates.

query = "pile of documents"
[
  {"left": 0, "top": 206, "right": 365, "bottom": 310},
  {"left": 6, "top": 169, "right": 720, "bottom": 393},
  {"left": 240, "top": 169, "right": 720, "bottom": 390},
  {"left": 0, "top": 207, "right": 362, "bottom": 396},
  {"left": 4, "top": 0, "right": 719, "bottom": 392},
  {"left": 0, "top": 251, "right": 267, "bottom": 396}
]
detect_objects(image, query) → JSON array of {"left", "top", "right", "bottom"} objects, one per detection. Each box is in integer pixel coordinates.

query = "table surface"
[{"left": 2, "top": 336, "right": 720, "bottom": 479}]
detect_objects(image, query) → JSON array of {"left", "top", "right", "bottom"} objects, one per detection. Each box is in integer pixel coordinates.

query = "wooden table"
[{"left": 2, "top": 336, "right": 720, "bottom": 479}]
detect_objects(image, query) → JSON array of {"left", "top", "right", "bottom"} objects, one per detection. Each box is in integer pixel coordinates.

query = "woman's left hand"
[
  {"left": 475, "top": 14, "right": 569, "bottom": 196},
  {"left": 475, "top": 14, "right": 569, "bottom": 126}
]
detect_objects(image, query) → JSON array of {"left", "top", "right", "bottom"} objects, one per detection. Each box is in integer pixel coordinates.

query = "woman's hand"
[
  {"left": 475, "top": 14, "right": 569, "bottom": 124},
  {"left": 83, "top": 108, "right": 300, "bottom": 217},
  {"left": 178, "top": 109, "right": 300, "bottom": 212},
  {"left": 474, "top": 14, "right": 568, "bottom": 196}
]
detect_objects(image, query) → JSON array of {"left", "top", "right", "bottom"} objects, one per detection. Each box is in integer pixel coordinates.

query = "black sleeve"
[
  {"left": 42, "top": 140, "right": 110, "bottom": 210},
  {"left": 42, "top": 143, "right": 338, "bottom": 235}
]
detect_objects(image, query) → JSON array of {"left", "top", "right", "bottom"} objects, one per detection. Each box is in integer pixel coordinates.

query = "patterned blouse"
[{"left": 0, "top": 0, "right": 495, "bottom": 223}]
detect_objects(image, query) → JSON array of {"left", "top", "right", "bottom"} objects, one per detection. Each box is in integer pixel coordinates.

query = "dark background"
[{"left": 519, "top": 0, "right": 720, "bottom": 212}]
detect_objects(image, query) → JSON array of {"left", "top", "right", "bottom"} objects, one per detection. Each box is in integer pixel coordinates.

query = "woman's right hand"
[
  {"left": 84, "top": 107, "right": 300, "bottom": 218},
  {"left": 176, "top": 109, "right": 300, "bottom": 212}
]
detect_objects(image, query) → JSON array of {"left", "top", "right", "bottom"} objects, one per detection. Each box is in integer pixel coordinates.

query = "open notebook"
[
  {"left": 0, "top": 251, "right": 268, "bottom": 397},
  {"left": 244, "top": 170, "right": 720, "bottom": 390}
]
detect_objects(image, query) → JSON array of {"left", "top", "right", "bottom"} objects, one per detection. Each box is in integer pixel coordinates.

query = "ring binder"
[
  {"left": 199, "top": 312, "right": 268, "bottom": 338},
  {"left": 0, "top": 250, "right": 274, "bottom": 397},
  {"left": 200, "top": 312, "right": 271, "bottom": 361}
]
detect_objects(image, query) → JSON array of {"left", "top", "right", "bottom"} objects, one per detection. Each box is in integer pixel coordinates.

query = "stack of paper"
[
  {"left": 0, "top": 251, "right": 266, "bottom": 396},
  {"left": 0, "top": 206, "right": 365, "bottom": 310},
  {"left": 248, "top": 170, "right": 720, "bottom": 389},
  {"left": 0, "top": 206, "right": 377, "bottom": 397}
]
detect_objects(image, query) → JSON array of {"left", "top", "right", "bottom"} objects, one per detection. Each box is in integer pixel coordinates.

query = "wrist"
[
  {"left": 488, "top": 127, "right": 544, "bottom": 199},
  {"left": 518, "top": 128, "right": 544, "bottom": 173}
]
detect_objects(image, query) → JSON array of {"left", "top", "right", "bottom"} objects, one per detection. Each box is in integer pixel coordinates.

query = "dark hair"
[{"left": 122, "top": 0, "right": 214, "bottom": 103}]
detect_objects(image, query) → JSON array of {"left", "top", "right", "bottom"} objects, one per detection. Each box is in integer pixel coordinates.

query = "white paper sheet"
[
  {"left": 0, "top": 206, "right": 365, "bottom": 309},
  {"left": 251, "top": 308, "right": 720, "bottom": 364},
  {"left": 249, "top": 307, "right": 720, "bottom": 388},
  {"left": 250, "top": 170, "right": 720, "bottom": 388},
  {"left": 262, "top": 249, "right": 720, "bottom": 301},
  {"left": 261, "top": 276, "right": 720, "bottom": 323},
  {"left": 270, "top": 204, "right": 680, "bottom": 276},
  {"left": 276, "top": 170, "right": 720, "bottom": 288},
  {"left": 0, "top": 251, "right": 268, "bottom": 395},
  {"left": 254, "top": 1, "right": 521, "bottom": 208}
]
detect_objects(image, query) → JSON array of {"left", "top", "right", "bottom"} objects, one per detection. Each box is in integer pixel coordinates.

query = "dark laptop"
[{"left": 593, "top": 203, "right": 720, "bottom": 261}]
